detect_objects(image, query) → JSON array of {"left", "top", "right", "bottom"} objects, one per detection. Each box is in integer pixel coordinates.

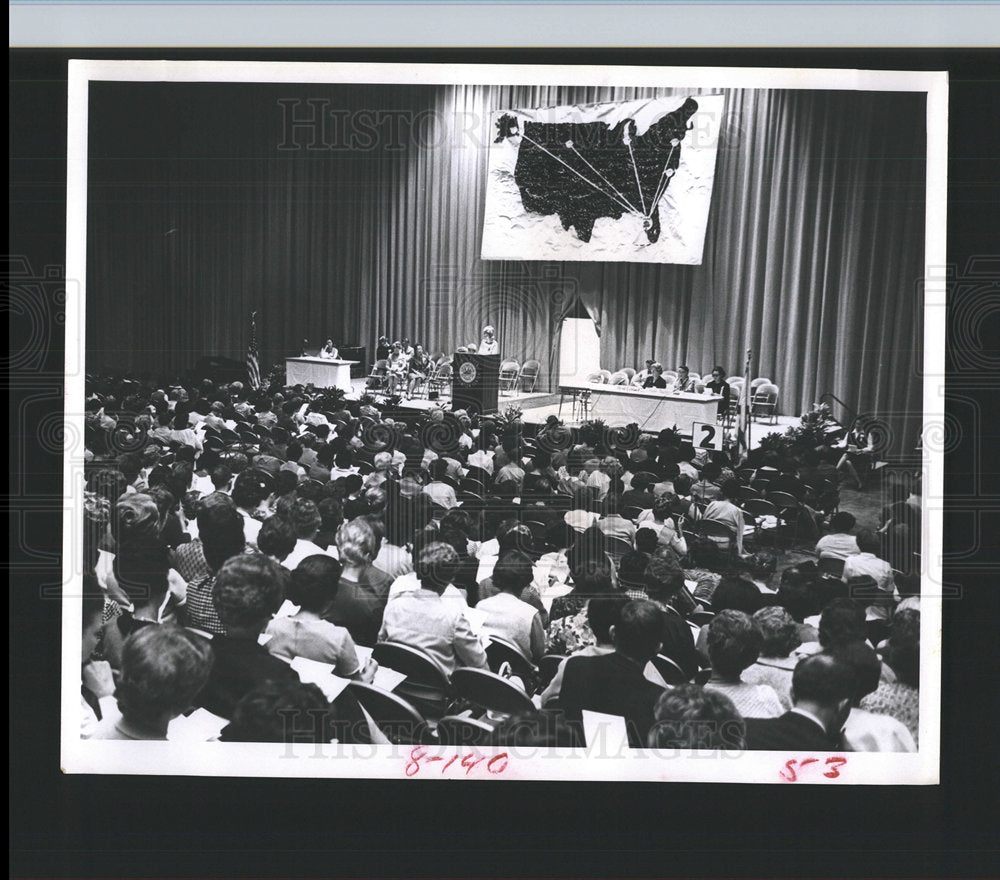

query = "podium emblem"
[{"left": 458, "top": 361, "right": 478, "bottom": 384}]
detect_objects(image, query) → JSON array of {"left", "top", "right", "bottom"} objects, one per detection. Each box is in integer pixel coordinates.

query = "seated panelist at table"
[
  {"left": 705, "top": 365, "right": 732, "bottom": 416},
  {"left": 673, "top": 365, "right": 696, "bottom": 393},
  {"left": 642, "top": 363, "right": 668, "bottom": 389},
  {"left": 318, "top": 339, "right": 339, "bottom": 360}
]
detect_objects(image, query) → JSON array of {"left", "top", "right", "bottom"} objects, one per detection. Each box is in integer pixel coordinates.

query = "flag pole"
[{"left": 740, "top": 347, "right": 752, "bottom": 463}]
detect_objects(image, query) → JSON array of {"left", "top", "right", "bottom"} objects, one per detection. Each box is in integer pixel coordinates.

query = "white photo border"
[{"left": 62, "top": 60, "right": 946, "bottom": 784}]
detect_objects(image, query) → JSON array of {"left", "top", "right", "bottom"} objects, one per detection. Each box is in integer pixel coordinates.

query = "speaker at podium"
[{"left": 451, "top": 353, "right": 500, "bottom": 416}]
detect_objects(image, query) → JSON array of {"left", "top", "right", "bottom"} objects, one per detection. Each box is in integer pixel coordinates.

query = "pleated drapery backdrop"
[{"left": 86, "top": 81, "right": 926, "bottom": 452}]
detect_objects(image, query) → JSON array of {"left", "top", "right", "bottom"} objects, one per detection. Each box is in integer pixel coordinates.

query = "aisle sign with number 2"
[{"left": 692, "top": 421, "right": 724, "bottom": 450}]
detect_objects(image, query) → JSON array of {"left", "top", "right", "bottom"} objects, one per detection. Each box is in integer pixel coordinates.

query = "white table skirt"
[{"left": 285, "top": 357, "right": 358, "bottom": 392}]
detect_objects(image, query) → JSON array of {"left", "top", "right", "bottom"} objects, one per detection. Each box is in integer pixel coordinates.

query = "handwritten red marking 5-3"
[{"left": 779, "top": 756, "right": 848, "bottom": 782}]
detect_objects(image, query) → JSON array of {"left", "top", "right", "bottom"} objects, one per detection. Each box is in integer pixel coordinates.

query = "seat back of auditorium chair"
[
  {"left": 818, "top": 556, "right": 846, "bottom": 578},
  {"left": 485, "top": 636, "right": 537, "bottom": 684},
  {"left": 435, "top": 714, "right": 495, "bottom": 746},
  {"left": 372, "top": 642, "right": 452, "bottom": 708},
  {"left": 347, "top": 681, "right": 435, "bottom": 745},
  {"left": 652, "top": 653, "right": 691, "bottom": 685},
  {"left": 450, "top": 667, "right": 536, "bottom": 716},
  {"left": 537, "top": 654, "right": 568, "bottom": 690}
]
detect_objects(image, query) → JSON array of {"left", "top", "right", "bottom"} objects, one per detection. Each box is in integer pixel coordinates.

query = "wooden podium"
[{"left": 451, "top": 353, "right": 500, "bottom": 416}]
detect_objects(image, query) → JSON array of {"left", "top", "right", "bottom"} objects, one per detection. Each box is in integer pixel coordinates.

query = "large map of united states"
[{"left": 494, "top": 97, "right": 699, "bottom": 244}]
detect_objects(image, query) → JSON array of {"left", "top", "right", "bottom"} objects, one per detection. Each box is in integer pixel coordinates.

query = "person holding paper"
[
  {"left": 476, "top": 550, "right": 546, "bottom": 663},
  {"left": 91, "top": 624, "right": 213, "bottom": 740},
  {"left": 377, "top": 541, "right": 489, "bottom": 676},
  {"left": 265, "top": 555, "right": 377, "bottom": 682},
  {"left": 553, "top": 599, "right": 667, "bottom": 748}
]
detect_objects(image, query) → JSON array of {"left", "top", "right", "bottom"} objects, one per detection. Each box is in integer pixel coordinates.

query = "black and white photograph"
[{"left": 56, "top": 60, "right": 946, "bottom": 784}]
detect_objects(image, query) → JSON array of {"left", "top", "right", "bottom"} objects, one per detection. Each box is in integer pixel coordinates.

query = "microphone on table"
[{"left": 302, "top": 338, "right": 309, "bottom": 356}]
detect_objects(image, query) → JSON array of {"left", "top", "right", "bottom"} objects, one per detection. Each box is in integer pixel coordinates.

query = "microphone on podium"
[{"left": 301, "top": 338, "right": 309, "bottom": 356}]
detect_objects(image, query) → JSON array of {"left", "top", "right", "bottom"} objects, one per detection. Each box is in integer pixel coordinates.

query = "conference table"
[
  {"left": 558, "top": 382, "right": 724, "bottom": 436},
  {"left": 285, "top": 356, "right": 359, "bottom": 393}
]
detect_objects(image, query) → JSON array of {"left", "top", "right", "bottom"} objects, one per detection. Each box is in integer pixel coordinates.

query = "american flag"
[
  {"left": 246, "top": 310, "right": 262, "bottom": 390},
  {"left": 735, "top": 348, "right": 752, "bottom": 461}
]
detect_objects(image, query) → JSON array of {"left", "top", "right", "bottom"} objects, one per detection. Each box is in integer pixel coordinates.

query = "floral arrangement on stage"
[{"left": 493, "top": 404, "right": 524, "bottom": 434}]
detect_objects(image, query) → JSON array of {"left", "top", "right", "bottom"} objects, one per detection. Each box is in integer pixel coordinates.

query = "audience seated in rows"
[{"left": 77, "top": 368, "right": 921, "bottom": 749}]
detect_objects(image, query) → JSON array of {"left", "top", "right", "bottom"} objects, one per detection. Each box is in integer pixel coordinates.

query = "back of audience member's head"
[
  {"left": 777, "top": 567, "right": 821, "bottom": 622},
  {"left": 831, "top": 641, "right": 882, "bottom": 705},
  {"left": 649, "top": 685, "right": 746, "bottom": 750},
  {"left": 440, "top": 509, "right": 475, "bottom": 540},
  {"left": 199, "top": 502, "right": 246, "bottom": 573},
  {"left": 818, "top": 598, "right": 866, "bottom": 649},
  {"left": 414, "top": 541, "right": 459, "bottom": 594},
  {"left": 752, "top": 606, "right": 801, "bottom": 658},
  {"left": 289, "top": 498, "right": 322, "bottom": 540},
  {"left": 220, "top": 680, "right": 331, "bottom": 743},
  {"left": 673, "top": 474, "right": 693, "bottom": 497},
  {"left": 428, "top": 459, "right": 448, "bottom": 482},
  {"left": 855, "top": 528, "right": 881, "bottom": 555},
  {"left": 88, "top": 468, "right": 130, "bottom": 507},
  {"left": 618, "top": 551, "right": 650, "bottom": 591},
  {"left": 492, "top": 550, "right": 534, "bottom": 595},
  {"left": 256, "top": 515, "right": 297, "bottom": 562},
  {"left": 586, "top": 595, "right": 629, "bottom": 644},
  {"left": 144, "top": 485, "right": 177, "bottom": 523},
  {"left": 633, "top": 528, "right": 658, "bottom": 555},
  {"left": 569, "top": 559, "right": 615, "bottom": 596},
  {"left": 336, "top": 517, "right": 377, "bottom": 566},
  {"left": 791, "top": 651, "right": 855, "bottom": 712},
  {"left": 289, "top": 554, "right": 343, "bottom": 612},
  {"left": 644, "top": 555, "right": 685, "bottom": 603},
  {"left": 274, "top": 469, "right": 300, "bottom": 498},
  {"left": 707, "top": 609, "right": 763, "bottom": 678},
  {"left": 712, "top": 574, "right": 763, "bottom": 615},
  {"left": 210, "top": 465, "right": 233, "bottom": 491},
  {"left": 700, "top": 462, "right": 722, "bottom": 483},
  {"left": 114, "top": 492, "right": 161, "bottom": 544},
  {"left": 497, "top": 523, "right": 533, "bottom": 554},
  {"left": 612, "top": 599, "right": 663, "bottom": 662},
  {"left": 719, "top": 479, "right": 740, "bottom": 502},
  {"left": 115, "top": 625, "right": 213, "bottom": 730},
  {"left": 213, "top": 553, "right": 286, "bottom": 633},
  {"left": 885, "top": 608, "right": 920, "bottom": 687},
  {"left": 829, "top": 511, "right": 857, "bottom": 534},
  {"left": 113, "top": 534, "right": 171, "bottom": 604}
]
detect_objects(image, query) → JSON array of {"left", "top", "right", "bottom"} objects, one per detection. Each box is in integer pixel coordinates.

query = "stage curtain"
[{"left": 86, "top": 81, "right": 925, "bottom": 452}]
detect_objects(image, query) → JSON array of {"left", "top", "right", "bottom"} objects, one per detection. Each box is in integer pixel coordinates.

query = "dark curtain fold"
[{"left": 86, "top": 81, "right": 925, "bottom": 453}]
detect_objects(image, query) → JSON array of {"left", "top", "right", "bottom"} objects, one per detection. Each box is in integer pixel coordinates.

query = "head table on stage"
[
  {"left": 285, "top": 357, "right": 359, "bottom": 393},
  {"left": 558, "top": 382, "right": 724, "bottom": 436}
]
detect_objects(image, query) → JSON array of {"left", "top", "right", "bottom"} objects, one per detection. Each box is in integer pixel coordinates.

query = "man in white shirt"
[
  {"left": 841, "top": 529, "right": 895, "bottom": 621},
  {"left": 423, "top": 460, "right": 459, "bottom": 510},
  {"left": 815, "top": 512, "right": 861, "bottom": 559}
]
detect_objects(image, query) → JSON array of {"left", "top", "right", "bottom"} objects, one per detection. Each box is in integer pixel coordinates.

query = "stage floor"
[{"left": 343, "top": 379, "right": 798, "bottom": 450}]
